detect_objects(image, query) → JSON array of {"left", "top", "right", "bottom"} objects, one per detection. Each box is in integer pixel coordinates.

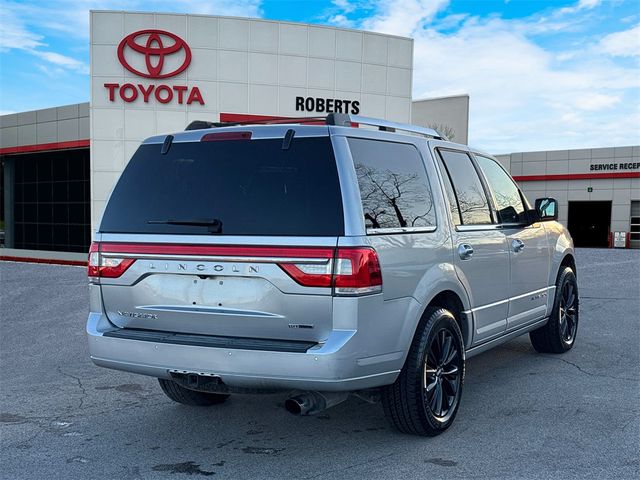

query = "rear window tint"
[
  {"left": 348, "top": 138, "right": 436, "bottom": 231},
  {"left": 99, "top": 136, "right": 344, "bottom": 236}
]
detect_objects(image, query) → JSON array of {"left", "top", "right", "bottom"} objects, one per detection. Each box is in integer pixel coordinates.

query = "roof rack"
[
  {"left": 185, "top": 116, "right": 326, "bottom": 131},
  {"left": 185, "top": 114, "right": 444, "bottom": 140},
  {"left": 326, "top": 113, "right": 443, "bottom": 140}
]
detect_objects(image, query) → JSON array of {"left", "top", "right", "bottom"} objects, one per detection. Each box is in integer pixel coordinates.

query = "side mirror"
[{"left": 534, "top": 197, "right": 558, "bottom": 221}]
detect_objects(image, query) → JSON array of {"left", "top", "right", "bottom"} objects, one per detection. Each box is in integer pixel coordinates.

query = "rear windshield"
[{"left": 99, "top": 136, "right": 344, "bottom": 236}]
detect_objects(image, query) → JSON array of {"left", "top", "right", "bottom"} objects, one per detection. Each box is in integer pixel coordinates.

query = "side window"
[
  {"left": 475, "top": 155, "right": 526, "bottom": 224},
  {"left": 438, "top": 150, "right": 493, "bottom": 225},
  {"left": 439, "top": 163, "right": 462, "bottom": 226},
  {"left": 348, "top": 138, "right": 436, "bottom": 231}
]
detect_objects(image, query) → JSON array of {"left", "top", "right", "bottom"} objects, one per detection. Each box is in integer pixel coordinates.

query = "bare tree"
[
  {"left": 356, "top": 164, "right": 434, "bottom": 229},
  {"left": 426, "top": 123, "right": 456, "bottom": 141}
]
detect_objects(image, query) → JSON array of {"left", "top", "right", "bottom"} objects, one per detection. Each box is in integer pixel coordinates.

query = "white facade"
[
  {"left": 497, "top": 146, "right": 640, "bottom": 247},
  {"left": 90, "top": 11, "right": 415, "bottom": 227},
  {"left": 412, "top": 95, "right": 469, "bottom": 144}
]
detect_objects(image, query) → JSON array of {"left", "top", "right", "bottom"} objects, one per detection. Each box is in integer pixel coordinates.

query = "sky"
[{"left": 0, "top": 0, "right": 638, "bottom": 153}]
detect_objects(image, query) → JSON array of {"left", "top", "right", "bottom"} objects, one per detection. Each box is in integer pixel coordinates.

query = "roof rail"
[
  {"left": 185, "top": 116, "right": 326, "bottom": 131},
  {"left": 185, "top": 114, "right": 444, "bottom": 140},
  {"left": 326, "top": 113, "right": 443, "bottom": 140}
]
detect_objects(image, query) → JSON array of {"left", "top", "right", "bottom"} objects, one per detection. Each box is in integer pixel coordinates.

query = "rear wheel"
[
  {"left": 158, "top": 378, "right": 230, "bottom": 406},
  {"left": 530, "top": 266, "right": 579, "bottom": 354},
  {"left": 382, "top": 307, "right": 465, "bottom": 436}
]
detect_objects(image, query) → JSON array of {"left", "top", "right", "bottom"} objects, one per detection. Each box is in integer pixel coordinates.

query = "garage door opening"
[{"left": 568, "top": 201, "right": 612, "bottom": 248}]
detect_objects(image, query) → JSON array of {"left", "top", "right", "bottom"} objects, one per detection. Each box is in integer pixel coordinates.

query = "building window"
[{"left": 12, "top": 149, "right": 90, "bottom": 253}]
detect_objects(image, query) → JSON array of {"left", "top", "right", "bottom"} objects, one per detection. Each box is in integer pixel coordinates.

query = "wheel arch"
[
  {"left": 560, "top": 253, "right": 577, "bottom": 279},
  {"left": 423, "top": 290, "right": 471, "bottom": 350},
  {"left": 412, "top": 288, "right": 473, "bottom": 348}
]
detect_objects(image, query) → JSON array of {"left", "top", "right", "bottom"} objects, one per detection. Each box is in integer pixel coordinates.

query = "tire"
[
  {"left": 529, "top": 266, "right": 579, "bottom": 354},
  {"left": 382, "top": 307, "right": 465, "bottom": 436},
  {"left": 158, "top": 378, "right": 230, "bottom": 406}
]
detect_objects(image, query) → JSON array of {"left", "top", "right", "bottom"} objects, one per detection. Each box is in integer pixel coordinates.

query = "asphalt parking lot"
[{"left": 1, "top": 248, "right": 638, "bottom": 479}]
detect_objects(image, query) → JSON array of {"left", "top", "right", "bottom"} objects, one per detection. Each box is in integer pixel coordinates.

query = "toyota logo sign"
[
  {"left": 117, "top": 29, "right": 191, "bottom": 79},
  {"left": 105, "top": 29, "right": 204, "bottom": 105}
]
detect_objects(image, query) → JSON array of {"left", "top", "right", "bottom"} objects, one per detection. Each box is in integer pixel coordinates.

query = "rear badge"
[
  {"left": 117, "top": 311, "right": 158, "bottom": 320},
  {"left": 288, "top": 323, "right": 314, "bottom": 329}
]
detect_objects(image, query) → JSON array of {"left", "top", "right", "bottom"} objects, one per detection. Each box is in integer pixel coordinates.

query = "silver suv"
[{"left": 87, "top": 114, "right": 579, "bottom": 436}]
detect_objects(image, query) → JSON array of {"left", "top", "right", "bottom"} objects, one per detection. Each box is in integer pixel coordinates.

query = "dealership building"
[{"left": 0, "top": 11, "right": 638, "bottom": 260}]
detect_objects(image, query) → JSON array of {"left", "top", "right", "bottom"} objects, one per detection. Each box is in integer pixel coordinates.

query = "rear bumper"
[{"left": 87, "top": 313, "right": 401, "bottom": 392}]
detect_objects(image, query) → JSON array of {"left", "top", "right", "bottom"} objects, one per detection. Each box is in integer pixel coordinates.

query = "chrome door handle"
[
  {"left": 458, "top": 244, "right": 474, "bottom": 260},
  {"left": 512, "top": 239, "right": 525, "bottom": 253}
]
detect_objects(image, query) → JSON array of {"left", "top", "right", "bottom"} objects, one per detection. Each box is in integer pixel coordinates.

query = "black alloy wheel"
[
  {"left": 423, "top": 328, "right": 462, "bottom": 421},
  {"left": 382, "top": 307, "right": 465, "bottom": 436},
  {"left": 559, "top": 280, "right": 578, "bottom": 344},
  {"left": 530, "top": 266, "right": 579, "bottom": 354}
]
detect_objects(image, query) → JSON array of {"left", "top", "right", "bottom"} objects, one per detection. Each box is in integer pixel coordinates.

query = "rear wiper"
[{"left": 147, "top": 218, "right": 223, "bottom": 234}]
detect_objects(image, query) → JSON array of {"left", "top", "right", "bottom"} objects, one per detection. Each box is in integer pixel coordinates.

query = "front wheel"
[
  {"left": 382, "top": 307, "right": 465, "bottom": 436},
  {"left": 530, "top": 266, "right": 579, "bottom": 354}
]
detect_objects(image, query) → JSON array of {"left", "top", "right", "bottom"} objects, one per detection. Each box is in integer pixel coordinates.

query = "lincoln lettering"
[{"left": 104, "top": 83, "right": 205, "bottom": 105}]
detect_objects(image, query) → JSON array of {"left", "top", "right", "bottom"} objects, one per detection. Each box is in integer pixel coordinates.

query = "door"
[
  {"left": 437, "top": 149, "right": 510, "bottom": 345},
  {"left": 474, "top": 155, "right": 550, "bottom": 330},
  {"left": 97, "top": 133, "right": 345, "bottom": 343},
  {"left": 568, "top": 201, "right": 612, "bottom": 247}
]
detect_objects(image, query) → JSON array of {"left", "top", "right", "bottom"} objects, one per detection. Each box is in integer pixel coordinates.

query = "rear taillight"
[
  {"left": 333, "top": 247, "right": 382, "bottom": 295},
  {"left": 279, "top": 247, "right": 382, "bottom": 296},
  {"left": 88, "top": 242, "right": 135, "bottom": 279}
]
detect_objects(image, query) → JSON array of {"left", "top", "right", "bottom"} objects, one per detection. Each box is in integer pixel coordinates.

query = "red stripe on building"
[
  {"left": 0, "top": 256, "right": 87, "bottom": 267},
  {"left": 0, "top": 139, "right": 90, "bottom": 155},
  {"left": 219, "top": 113, "right": 326, "bottom": 125},
  {"left": 513, "top": 172, "right": 640, "bottom": 182}
]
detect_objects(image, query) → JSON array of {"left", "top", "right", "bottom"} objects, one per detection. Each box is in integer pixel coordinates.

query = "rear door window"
[
  {"left": 100, "top": 136, "right": 344, "bottom": 236},
  {"left": 438, "top": 149, "right": 493, "bottom": 225},
  {"left": 348, "top": 138, "right": 436, "bottom": 232}
]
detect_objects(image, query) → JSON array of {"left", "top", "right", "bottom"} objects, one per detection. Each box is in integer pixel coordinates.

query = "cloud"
[
  {"left": 32, "top": 50, "right": 89, "bottom": 74},
  {"left": 328, "top": 14, "right": 356, "bottom": 28},
  {"left": 332, "top": 0, "right": 356, "bottom": 13},
  {"left": 0, "top": 5, "right": 44, "bottom": 51},
  {"left": 596, "top": 24, "right": 640, "bottom": 57},
  {"left": 1, "top": 0, "right": 263, "bottom": 78},
  {"left": 360, "top": 0, "right": 450, "bottom": 37},
  {"left": 558, "top": 0, "right": 602, "bottom": 15},
  {"left": 326, "top": 0, "right": 639, "bottom": 152},
  {"left": 2, "top": 1, "right": 264, "bottom": 41}
]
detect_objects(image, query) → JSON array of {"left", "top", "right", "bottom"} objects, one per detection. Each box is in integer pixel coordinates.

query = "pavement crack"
[
  {"left": 544, "top": 356, "right": 636, "bottom": 381},
  {"left": 301, "top": 453, "right": 396, "bottom": 479},
  {"left": 56, "top": 366, "right": 88, "bottom": 409}
]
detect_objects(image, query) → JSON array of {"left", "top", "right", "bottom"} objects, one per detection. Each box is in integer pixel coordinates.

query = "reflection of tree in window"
[
  {"left": 493, "top": 189, "right": 524, "bottom": 223},
  {"left": 454, "top": 183, "right": 492, "bottom": 225},
  {"left": 474, "top": 155, "right": 525, "bottom": 224},
  {"left": 356, "top": 163, "right": 434, "bottom": 229}
]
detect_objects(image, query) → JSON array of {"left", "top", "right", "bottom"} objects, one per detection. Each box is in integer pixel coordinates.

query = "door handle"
[
  {"left": 512, "top": 239, "right": 525, "bottom": 253},
  {"left": 458, "top": 244, "right": 474, "bottom": 260}
]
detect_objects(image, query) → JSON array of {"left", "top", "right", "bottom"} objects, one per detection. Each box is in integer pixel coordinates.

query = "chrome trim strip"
[
  {"left": 463, "top": 287, "right": 553, "bottom": 316},
  {"left": 462, "top": 298, "right": 509, "bottom": 315},
  {"left": 510, "top": 287, "right": 549, "bottom": 301},
  {"left": 466, "top": 317, "right": 548, "bottom": 359},
  {"left": 100, "top": 253, "right": 331, "bottom": 264},
  {"left": 366, "top": 226, "right": 437, "bottom": 235},
  {"left": 138, "top": 305, "right": 285, "bottom": 318},
  {"left": 456, "top": 224, "right": 501, "bottom": 232}
]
